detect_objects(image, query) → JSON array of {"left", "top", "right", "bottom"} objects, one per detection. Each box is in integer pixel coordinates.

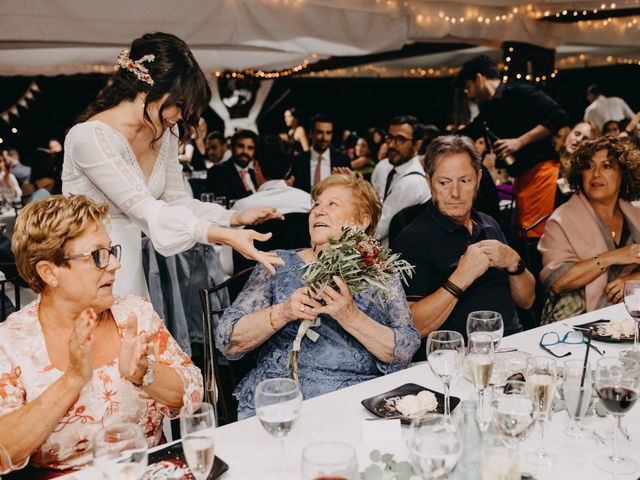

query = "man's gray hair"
[{"left": 424, "top": 135, "right": 482, "bottom": 178}]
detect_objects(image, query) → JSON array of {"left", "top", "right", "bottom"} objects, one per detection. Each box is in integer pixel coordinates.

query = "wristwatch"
[
  {"left": 507, "top": 258, "right": 526, "bottom": 276},
  {"left": 141, "top": 354, "right": 155, "bottom": 387}
]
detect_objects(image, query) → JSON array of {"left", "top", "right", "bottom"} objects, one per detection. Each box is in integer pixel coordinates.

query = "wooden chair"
[{"left": 199, "top": 267, "right": 257, "bottom": 425}]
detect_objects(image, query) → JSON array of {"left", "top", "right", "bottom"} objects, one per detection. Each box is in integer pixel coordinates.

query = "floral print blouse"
[
  {"left": 216, "top": 250, "right": 420, "bottom": 418},
  {"left": 0, "top": 295, "right": 203, "bottom": 474}
]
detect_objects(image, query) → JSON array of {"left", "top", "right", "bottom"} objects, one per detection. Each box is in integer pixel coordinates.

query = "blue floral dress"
[{"left": 215, "top": 250, "right": 420, "bottom": 418}]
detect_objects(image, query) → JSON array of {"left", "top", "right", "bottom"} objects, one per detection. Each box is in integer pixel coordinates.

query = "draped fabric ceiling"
[{"left": 1, "top": 0, "right": 640, "bottom": 77}]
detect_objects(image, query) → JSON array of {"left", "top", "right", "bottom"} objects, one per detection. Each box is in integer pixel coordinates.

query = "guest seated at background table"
[
  {"left": 216, "top": 174, "right": 420, "bottom": 419},
  {"left": 538, "top": 137, "right": 640, "bottom": 323},
  {"left": 0, "top": 195, "right": 202, "bottom": 475},
  {"left": 392, "top": 136, "right": 535, "bottom": 358}
]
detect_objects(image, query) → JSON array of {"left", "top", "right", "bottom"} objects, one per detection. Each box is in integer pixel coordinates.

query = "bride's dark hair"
[{"left": 78, "top": 32, "right": 211, "bottom": 144}]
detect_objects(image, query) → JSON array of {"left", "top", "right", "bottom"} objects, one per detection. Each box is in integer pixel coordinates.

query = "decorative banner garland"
[{"left": 0, "top": 81, "right": 40, "bottom": 125}]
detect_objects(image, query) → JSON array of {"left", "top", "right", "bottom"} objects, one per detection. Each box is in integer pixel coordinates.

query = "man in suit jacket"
[
  {"left": 206, "top": 129, "right": 258, "bottom": 202},
  {"left": 291, "top": 113, "right": 351, "bottom": 192}
]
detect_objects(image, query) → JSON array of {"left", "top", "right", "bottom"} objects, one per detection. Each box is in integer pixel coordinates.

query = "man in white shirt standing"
[
  {"left": 584, "top": 84, "right": 635, "bottom": 130},
  {"left": 371, "top": 115, "right": 431, "bottom": 246},
  {"left": 233, "top": 136, "right": 311, "bottom": 214}
]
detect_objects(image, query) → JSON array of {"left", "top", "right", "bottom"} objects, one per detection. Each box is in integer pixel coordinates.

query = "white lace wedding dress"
[{"left": 62, "top": 120, "right": 232, "bottom": 297}]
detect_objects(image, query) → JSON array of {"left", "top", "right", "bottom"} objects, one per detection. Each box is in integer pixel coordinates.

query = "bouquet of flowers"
[{"left": 287, "top": 224, "right": 414, "bottom": 380}]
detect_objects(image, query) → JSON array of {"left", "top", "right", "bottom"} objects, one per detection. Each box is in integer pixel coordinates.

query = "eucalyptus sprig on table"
[{"left": 361, "top": 450, "right": 415, "bottom": 480}]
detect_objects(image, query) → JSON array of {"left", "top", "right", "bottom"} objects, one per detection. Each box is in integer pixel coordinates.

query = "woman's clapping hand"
[
  {"left": 119, "top": 313, "right": 155, "bottom": 386},
  {"left": 66, "top": 308, "right": 97, "bottom": 385}
]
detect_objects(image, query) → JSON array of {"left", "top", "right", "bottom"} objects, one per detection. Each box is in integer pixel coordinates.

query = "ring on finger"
[{"left": 299, "top": 304, "right": 306, "bottom": 312}]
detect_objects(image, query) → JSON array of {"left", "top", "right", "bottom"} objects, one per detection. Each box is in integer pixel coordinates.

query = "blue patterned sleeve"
[
  {"left": 214, "top": 264, "right": 274, "bottom": 361},
  {"left": 374, "top": 276, "right": 421, "bottom": 374}
]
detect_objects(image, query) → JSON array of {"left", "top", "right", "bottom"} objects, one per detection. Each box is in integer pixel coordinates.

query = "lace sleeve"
[
  {"left": 214, "top": 265, "right": 275, "bottom": 361},
  {"left": 159, "top": 133, "right": 233, "bottom": 228},
  {"left": 0, "top": 347, "right": 29, "bottom": 474},
  {"left": 374, "top": 276, "right": 420, "bottom": 374},
  {"left": 65, "top": 123, "right": 214, "bottom": 256}
]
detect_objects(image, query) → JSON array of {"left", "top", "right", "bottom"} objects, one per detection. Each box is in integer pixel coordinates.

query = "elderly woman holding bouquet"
[
  {"left": 0, "top": 195, "right": 202, "bottom": 476},
  {"left": 216, "top": 174, "right": 420, "bottom": 419}
]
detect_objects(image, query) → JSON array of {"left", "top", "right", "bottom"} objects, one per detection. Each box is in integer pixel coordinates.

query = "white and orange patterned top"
[{"left": 0, "top": 295, "right": 203, "bottom": 474}]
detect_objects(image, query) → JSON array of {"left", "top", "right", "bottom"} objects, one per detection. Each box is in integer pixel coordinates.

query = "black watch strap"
[{"left": 507, "top": 258, "right": 526, "bottom": 275}]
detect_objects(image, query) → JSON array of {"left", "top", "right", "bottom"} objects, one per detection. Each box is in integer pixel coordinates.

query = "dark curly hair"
[
  {"left": 568, "top": 136, "right": 640, "bottom": 201},
  {"left": 78, "top": 32, "right": 211, "bottom": 145}
]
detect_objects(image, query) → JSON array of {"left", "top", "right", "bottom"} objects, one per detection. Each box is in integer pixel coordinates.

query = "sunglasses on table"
[
  {"left": 63, "top": 245, "right": 121, "bottom": 269},
  {"left": 539, "top": 330, "right": 604, "bottom": 358}
]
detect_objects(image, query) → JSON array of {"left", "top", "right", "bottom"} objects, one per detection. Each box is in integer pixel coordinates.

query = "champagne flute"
[
  {"left": 467, "top": 311, "right": 504, "bottom": 350},
  {"left": 623, "top": 280, "right": 640, "bottom": 352},
  {"left": 468, "top": 332, "right": 495, "bottom": 431},
  {"left": 563, "top": 359, "right": 592, "bottom": 438},
  {"left": 255, "top": 378, "right": 303, "bottom": 479},
  {"left": 93, "top": 422, "right": 148, "bottom": 480},
  {"left": 180, "top": 402, "right": 216, "bottom": 480},
  {"left": 301, "top": 442, "right": 358, "bottom": 480},
  {"left": 408, "top": 414, "right": 462, "bottom": 480},
  {"left": 427, "top": 331, "right": 465, "bottom": 423},
  {"left": 525, "top": 356, "right": 557, "bottom": 467},
  {"left": 594, "top": 356, "right": 639, "bottom": 474}
]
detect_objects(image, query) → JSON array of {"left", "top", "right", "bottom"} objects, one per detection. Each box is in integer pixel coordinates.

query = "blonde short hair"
[
  {"left": 311, "top": 173, "right": 382, "bottom": 236},
  {"left": 12, "top": 195, "right": 110, "bottom": 293}
]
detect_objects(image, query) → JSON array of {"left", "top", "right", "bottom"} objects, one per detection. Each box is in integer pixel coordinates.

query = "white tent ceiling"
[{"left": 1, "top": 0, "right": 640, "bottom": 77}]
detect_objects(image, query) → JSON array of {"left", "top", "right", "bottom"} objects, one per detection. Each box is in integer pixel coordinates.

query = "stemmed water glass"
[
  {"left": 594, "top": 356, "right": 639, "bottom": 474},
  {"left": 467, "top": 311, "right": 504, "bottom": 349},
  {"left": 493, "top": 380, "right": 536, "bottom": 446},
  {"left": 301, "top": 442, "right": 359, "bottom": 480},
  {"left": 525, "top": 356, "right": 557, "bottom": 467},
  {"left": 563, "top": 359, "right": 592, "bottom": 438},
  {"left": 468, "top": 332, "right": 495, "bottom": 431},
  {"left": 93, "top": 422, "right": 148, "bottom": 480},
  {"left": 255, "top": 378, "right": 303, "bottom": 479},
  {"left": 426, "top": 331, "right": 465, "bottom": 423},
  {"left": 623, "top": 280, "right": 640, "bottom": 352},
  {"left": 408, "top": 414, "right": 462, "bottom": 480},
  {"left": 180, "top": 402, "right": 217, "bottom": 480}
]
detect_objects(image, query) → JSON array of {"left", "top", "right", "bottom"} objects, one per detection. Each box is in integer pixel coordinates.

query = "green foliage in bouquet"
[{"left": 300, "top": 224, "right": 414, "bottom": 301}]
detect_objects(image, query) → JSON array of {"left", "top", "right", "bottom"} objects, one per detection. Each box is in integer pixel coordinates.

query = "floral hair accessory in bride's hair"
[{"left": 116, "top": 49, "right": 156, "bottom": 86}]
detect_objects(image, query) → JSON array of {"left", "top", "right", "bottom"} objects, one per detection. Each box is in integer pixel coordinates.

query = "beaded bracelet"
[{"left": 594, "top": 255, "right": 606, "bottom": 273}]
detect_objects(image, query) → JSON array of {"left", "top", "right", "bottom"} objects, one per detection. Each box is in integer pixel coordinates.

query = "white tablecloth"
[{"left": 61, "top": 304, "right": 640, "bottom": 479}]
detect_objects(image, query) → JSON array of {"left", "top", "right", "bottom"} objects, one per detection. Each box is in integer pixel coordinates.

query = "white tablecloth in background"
[{"left": 60, "top": 304, "right": 640, "bottom": 479}]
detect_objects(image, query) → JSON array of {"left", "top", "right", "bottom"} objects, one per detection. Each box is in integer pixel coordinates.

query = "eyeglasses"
[
  {"left": 539, "top": 331, "right": 604, "bottom": 358},
  {"left": 63, "top": 245, "right": 121, "bottom": 269},
  {"left": 384, "top": 134, "right": 412, "bottom": 145}
]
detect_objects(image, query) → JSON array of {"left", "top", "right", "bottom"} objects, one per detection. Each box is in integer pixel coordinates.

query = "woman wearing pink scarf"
[{"left": 538, "top": 136, "right": 640, "bottom": 322}]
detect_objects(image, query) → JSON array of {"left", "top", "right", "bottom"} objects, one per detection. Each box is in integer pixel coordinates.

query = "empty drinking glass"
[
  {"left": 93, "top": 422, "right": 148, "bottom": 480},
  {"left": 301, "top": 442, "right": 358, "bottom": 480},
  {"left": 467, "top": 311, "right": 504, "bottom": 349}
]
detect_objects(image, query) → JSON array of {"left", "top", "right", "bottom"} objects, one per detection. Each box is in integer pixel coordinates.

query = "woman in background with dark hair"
[
  {"left": 283, "top": 107, "right": 309, "bottom": 154},
  {"left": 63, "top": 32, "right": 283, "bottom": 297}
]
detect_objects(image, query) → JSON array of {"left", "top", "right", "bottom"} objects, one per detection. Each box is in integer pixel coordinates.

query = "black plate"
[
  {"left": 147, "top": 442, "right": 229, "bottom": 479},
  {"left": 361, "top": 383, "right": 460, "bottom": 425},
  {"left": 573, "top": 319, "right": 634, "bottom": 343}
]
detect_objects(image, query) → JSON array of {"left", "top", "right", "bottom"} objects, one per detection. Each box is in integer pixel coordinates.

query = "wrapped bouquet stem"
[{"left": 287, "top": 224, "right": 414, "bottom": 380}]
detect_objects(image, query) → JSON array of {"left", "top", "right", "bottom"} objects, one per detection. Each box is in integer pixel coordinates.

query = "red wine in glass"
[{"left": 597, "top": 386, "right": 639, "bottom": 414}]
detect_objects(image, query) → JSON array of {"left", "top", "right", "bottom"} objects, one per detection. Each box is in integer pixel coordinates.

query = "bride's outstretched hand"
[
  {"left": 225, "top": 229, "right": 285, "bottom": 274},
  {"left": 230, "top": 207, "right": 284, "bottom": 226}
]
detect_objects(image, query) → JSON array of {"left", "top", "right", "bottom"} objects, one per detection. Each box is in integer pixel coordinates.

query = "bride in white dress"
[{"left": 62, "top": 32, "right": 283, "bottom": 297}]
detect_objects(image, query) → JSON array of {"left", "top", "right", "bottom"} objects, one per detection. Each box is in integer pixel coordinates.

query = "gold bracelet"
[
  {"left": 268, "top": 306, "right": 278, "bottom": 331},
  {"left": 594, "top": 255, "right": 606, "bottom": 272}
]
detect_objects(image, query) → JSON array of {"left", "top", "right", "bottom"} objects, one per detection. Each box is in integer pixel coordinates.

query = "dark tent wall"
[{"left": 2, "top": 65, "right": 640, "bottom": 165}]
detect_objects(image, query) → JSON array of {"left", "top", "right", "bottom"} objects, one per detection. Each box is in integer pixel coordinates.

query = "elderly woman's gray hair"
[{"left": 424, "top": 135, "right": 482, "bottom": 177}]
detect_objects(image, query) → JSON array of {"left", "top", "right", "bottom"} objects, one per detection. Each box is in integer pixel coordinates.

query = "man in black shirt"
[
  {"left": 392, "top": 136, "right": 535, "bottom": 359},
  {"left": 458, "top": 55, "right": 569, "bottom": 239}
]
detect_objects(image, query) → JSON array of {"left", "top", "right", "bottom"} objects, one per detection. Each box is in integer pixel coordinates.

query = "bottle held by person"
[{"left": 482, "top": 122, "right": 516, "bottom": 167}]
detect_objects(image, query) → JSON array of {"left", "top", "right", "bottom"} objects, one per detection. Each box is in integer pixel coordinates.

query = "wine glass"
[
  {"left": 563, "top": 359, "right": 592, "bottom": 438},
  {"left": 468, "top": 332, "right": 495, "bottom": 431},
  {"left": 594, "top": 356, "right": 639, "bottom": 474},
  {"left": 255, "top": 378, "right": 303, "bottom": 479},
  {"left": 408, "top": 414, "right": 462, "bottom": 479},
  {"left": 180, "top": 402, "right": 216, "bottom": 480},
  {"left": 466, "top": 311, "right": 504, "bottom": 350},
  {"left": 427, "top": 331, "right": 465, "bottom": 423},
  {"left": 301, "top": 442, "right": 358, "bottom": 480},
  {"left": 525, "top": 356, "right": 557, "bottom": 467},
  {"left": 493, "top": 380, "right": 536, "bottom": 446},
  {"left": 93, "top": 422, "right": 148, "bottom": 480},
  {"left": 623, "top": 280, "right": 640, "bottom": 352}
]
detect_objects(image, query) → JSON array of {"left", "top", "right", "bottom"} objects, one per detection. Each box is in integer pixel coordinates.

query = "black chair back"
[{"left": 199, "top": 267, "right": 256, "bottom": 425}]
